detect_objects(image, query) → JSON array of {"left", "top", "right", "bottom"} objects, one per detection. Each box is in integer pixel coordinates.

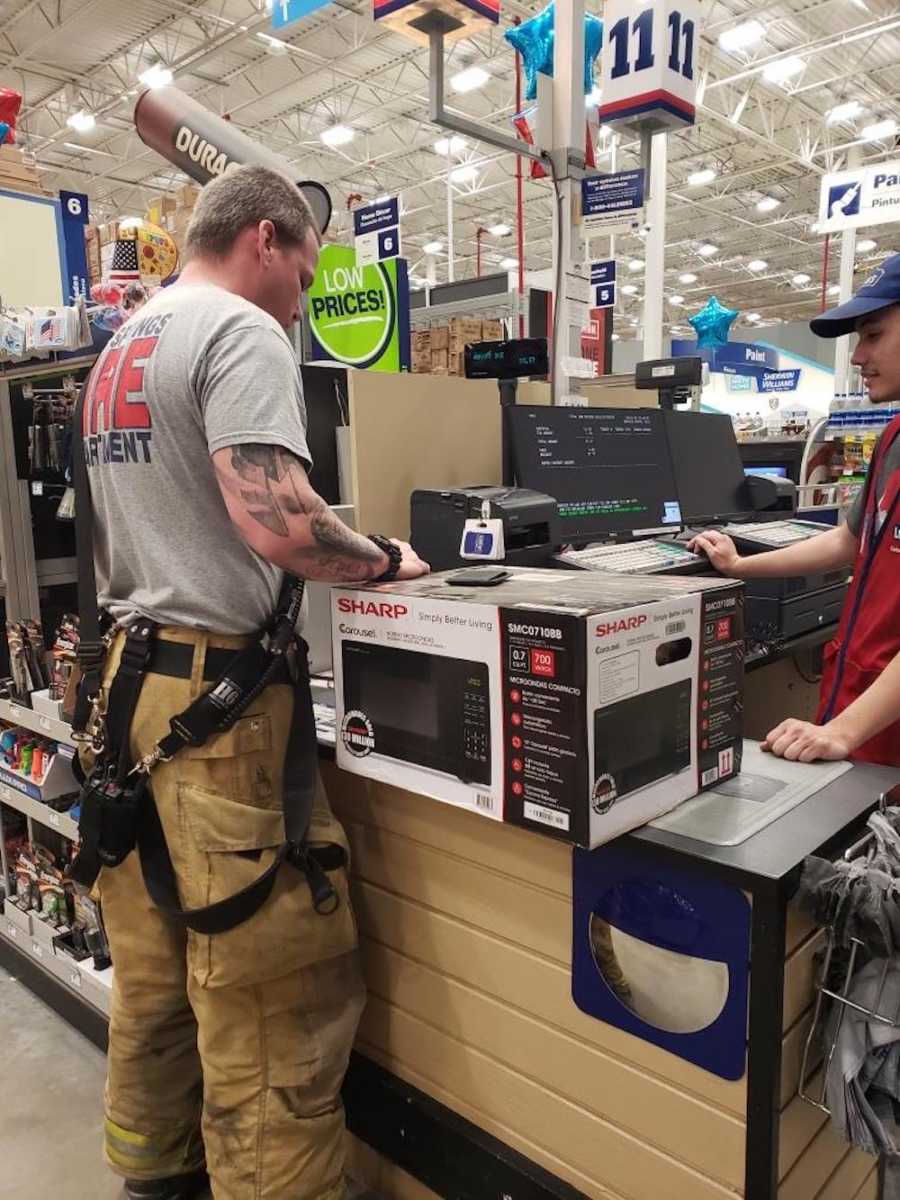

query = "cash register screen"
[
  {"left": 508, "top": 406, "right": 682, "bottom": 543},
  {"left": 664, "top": 411, "right": 749, "bottom": 525}
]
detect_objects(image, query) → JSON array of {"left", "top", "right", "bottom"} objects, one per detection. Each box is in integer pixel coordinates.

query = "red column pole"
[{"left": 515, "top": 35, "right": 525, "bottom": 338}]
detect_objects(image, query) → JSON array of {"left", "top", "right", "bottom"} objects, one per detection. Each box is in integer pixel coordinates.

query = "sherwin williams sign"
[{"left": 308, "top": 244, "right": 410, "bottom": 372}]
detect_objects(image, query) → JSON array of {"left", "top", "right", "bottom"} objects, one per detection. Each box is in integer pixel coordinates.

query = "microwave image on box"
[
  {"left": 593, "top": 679, "right": 692, "bottom": 811},
  {"left": 341, "top": 642, "right": 491, "bottom": 785}
]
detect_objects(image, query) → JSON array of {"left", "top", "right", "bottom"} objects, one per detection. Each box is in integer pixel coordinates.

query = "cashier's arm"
[
  {"left": 762, "top": 650, "right": 900, "bottom": 762},
  {"left": 212, "top": 444, "right": 429, "bottom": 583},
  {"left": 688, "top": 522, "right": 857, "bottom": 579}
]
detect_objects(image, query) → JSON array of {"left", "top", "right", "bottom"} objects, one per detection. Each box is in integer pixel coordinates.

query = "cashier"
[{"left": 691, "top": 255, "right": 900, "bottom": 767}]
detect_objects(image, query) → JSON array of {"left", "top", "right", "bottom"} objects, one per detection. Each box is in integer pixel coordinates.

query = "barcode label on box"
[
  {"left": 666, "top": 620, "right": 686, "bottom": 636},
  {"left": 68, "top": 970, "right": 82, "bottom": 991},
  {"left": 701, "top": 766, "right": 719, "bottom": 786},
  {"left": 474, "top": 793, "right": 494, "bottom": 812},
  {"left": 524, "top": 801, "right": 570, "bottom": 831},
  {"left": 30, "top": 941, "right": 43, "bottom": 959},
  {"left": 5, "top": 923, "right": 18, "bottom": 941}
]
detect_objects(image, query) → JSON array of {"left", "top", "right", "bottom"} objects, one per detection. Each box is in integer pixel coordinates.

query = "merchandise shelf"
[
  {"left": 0, "top": 918, "right": 111, "bottom": 1015},
  {"left": 0, "top": 696, "right": 75, "bottom": 747}
]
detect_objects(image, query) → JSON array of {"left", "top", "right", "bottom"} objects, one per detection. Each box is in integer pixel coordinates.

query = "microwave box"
[{"left": 332, "top": 569, "right": 744, "bottom": 848}]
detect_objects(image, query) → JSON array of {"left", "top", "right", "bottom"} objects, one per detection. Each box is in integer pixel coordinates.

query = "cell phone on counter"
[{"left": 445, "top": 567, "right": 511, "bottom": 587}]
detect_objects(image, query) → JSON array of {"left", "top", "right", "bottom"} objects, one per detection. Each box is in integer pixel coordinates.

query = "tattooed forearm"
[{"left": 215, "top": 443, "right": 390, "bottom": 582}]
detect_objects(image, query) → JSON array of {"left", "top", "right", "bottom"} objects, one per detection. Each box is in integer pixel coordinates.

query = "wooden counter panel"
[
  {"left": 785, "top": 904, "right": 818, "bottom": 959},
  {"left": 344, "top": 816, "right": 571, "bottom": 964},
  {"left": 777, "top": 1119, "right": 868, "bottom": 1200},
  {"left": 326, "top": 769, "right": 571, "bottom": 899},
  {"left": 852, "top": 1165, "right": 878, "bottom": 1200},
  {"left": 358, "top": 996, "right": 742, "bottom": 1200},
  {"left": 781, "top": 1013, "right": 817, "bottom": 1110},
  {"left": 351, "top": 867, "right": 747, "bottom": 1117},
  {"left": 778, "top": 1078, "right": 828, "bottom": 1181},
  {"left": 361, "top": 938, "right": 746, "bottom": 1191},
  {"left": 815, "top": 1148, "right": 876, "bottom": 1200},
  {"left": 783, "top": 929, "right": 826, "bottom": 1033}
]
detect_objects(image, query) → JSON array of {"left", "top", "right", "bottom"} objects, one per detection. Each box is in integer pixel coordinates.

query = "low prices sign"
[{"left": 308, "top": 244, "right": 410, "bottom": 372}]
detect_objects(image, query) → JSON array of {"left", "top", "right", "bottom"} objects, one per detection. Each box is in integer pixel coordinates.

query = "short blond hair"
[{"left": 185, "top": 164, "right": 316, "bottom": 258}]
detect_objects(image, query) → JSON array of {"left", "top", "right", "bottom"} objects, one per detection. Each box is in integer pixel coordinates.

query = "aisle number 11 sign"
[{"left": 597, "top": 0, "right": 701, "bottom": 131}]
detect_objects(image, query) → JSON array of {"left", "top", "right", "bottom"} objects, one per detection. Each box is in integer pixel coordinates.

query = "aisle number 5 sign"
[{"left": 597, "top": 0, "right": 701, "bottom": 131}]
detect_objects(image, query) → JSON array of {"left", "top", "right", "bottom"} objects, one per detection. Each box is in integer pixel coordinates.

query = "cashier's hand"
[
  {"left": 392, "top": 540, "right": 431, "bottom": 581},
  {"left": 688, "top": 530, "right": 743, "bottom": 576},
  {"left": 761, "top": 718, "right": 853, "bottom": 763}
]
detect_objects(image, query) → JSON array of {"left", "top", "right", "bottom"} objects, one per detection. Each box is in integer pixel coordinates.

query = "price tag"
[
  {"left": 68, "top": 969, "right": 83, "bottom": 991},
  {"left": 30, "top": 941, "right": 44, "bottom": 959},
  {"left": 31, "top": 481, "right": 44, "bottom": 496},
  {"left": 48, "top": 812, "right": 60, "bottom": 828},
  {"left": 39, "top": 716, "right": 51, "bottom": 732},
  {"left": 5, "top": 922, "right": 18, "bottom": 941},
  {"left": 9, "top": 704, "right": 20, "bottom": 721}
]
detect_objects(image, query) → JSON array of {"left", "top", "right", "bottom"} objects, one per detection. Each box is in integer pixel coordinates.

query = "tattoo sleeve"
[{"left": 216, "top": 443, "right": 388, "bottom": 583}]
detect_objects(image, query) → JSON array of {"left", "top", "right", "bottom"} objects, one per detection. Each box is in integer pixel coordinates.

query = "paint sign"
[{"left": 818, "top": 160, "right": 900, "bottom": 233}]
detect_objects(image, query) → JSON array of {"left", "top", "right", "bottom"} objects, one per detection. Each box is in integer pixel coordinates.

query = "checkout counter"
[{"left": 306, "top": 367, "right": 897, "bottom": 1200}]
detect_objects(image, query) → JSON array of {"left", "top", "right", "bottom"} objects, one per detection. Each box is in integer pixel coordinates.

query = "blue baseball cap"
[{"left": 810, "top": 253, "right": 900, "bottom": 338}]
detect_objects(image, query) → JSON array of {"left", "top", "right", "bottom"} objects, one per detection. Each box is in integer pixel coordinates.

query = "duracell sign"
[{"left": 173, "top": 125, "right": 235, "bottom": 178}]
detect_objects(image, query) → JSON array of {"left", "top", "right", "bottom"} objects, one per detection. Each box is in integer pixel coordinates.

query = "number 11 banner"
[{"left": 598, "top": 0, "right": 701, "bottom": 131}]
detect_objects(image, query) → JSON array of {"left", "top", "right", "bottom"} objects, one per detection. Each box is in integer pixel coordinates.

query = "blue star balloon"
[
  {"left": 688, "top": 295, "right": 740, "bottom": 349},
  {"left": 504, "top": 4, "right": 604, "bottom": 103},
  {"left": 0, "top": 123, "right": 9, "bottom": 145}
]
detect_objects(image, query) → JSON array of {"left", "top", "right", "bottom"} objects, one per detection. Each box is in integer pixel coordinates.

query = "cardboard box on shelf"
[
  {"left": 448, "top": 317, "right": 483, "bottom": 349},
  {"left": 176, "top": 184, "right": 201, "bottom": 210},
  {"left": 482, "top": 318, "right": 503, "bottom": 341},
  {"left": 430, "top": 367, "right": 448, "bottom": 376},
  {"left": 332, "top": 568, "right": 745, "bottom": 847},
  {"left": 412, "top": 330, "right": 432, "bottom": 354},
  {"left": 429, "top": 325, "right": 449, "bottom": 351},
  {"left": 411, "top": 355, "right": 431, "bottom": 374},
  {"left": 431, "top": 348, "right": 449, "bottom": 371},
  {"left": 448, "top": 351, "right": 464, "bottom": 376}
]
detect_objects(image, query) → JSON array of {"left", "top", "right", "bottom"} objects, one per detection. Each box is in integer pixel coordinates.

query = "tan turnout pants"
[{"left": 90, "top": 627, "right": 365, "bottom": 1200}]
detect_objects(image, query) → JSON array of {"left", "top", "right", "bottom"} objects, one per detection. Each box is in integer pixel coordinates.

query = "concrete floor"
[{"left": 1, "top": 965, "right": 123, "bottom": 1199}]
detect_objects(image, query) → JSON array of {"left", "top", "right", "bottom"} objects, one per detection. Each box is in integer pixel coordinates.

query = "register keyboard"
[{"left": 556, "top": 540, "right": 707, "bottom": 576}]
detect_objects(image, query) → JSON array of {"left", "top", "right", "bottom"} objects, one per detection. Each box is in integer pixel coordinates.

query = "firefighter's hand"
[
  {"left": 688, "top": 530, "right": 743, "bottom": 576},
  {"left": 761, "top": 718, "right": 853, "bottom": 763},
  {"left": 392, "top": 540, "right": 431, "bottom": 580}
]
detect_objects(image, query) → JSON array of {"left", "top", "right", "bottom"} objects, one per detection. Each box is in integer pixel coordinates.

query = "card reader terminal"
[{"left": 556, "top": 540, "right": 708, "bottom": 576}]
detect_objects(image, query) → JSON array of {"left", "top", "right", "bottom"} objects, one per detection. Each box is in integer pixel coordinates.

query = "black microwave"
[
  {"left": 593, "top": 679, "right": 692, "bottom": 810},
  {"left": 341, "top": 642, "right": 491, "bottom": 785}
]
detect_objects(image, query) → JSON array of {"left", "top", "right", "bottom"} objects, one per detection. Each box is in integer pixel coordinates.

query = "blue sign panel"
[
  {"left": 672, "top": 338, "right": 779, "bottom": 379},
  {"left": 58, "top": 190, "right": 89, "bottom": 303},
  {"left": 591, "top": 260, "right": 616, "bottom": 286},
  {"left": 354, "top": 198, "right": 399, "bottom": 238},
  {"left": 582, "top": 170, "right": 645, "bottom": 222},
  {"left": 272, "top": 0, "right": 330, "bottom": 30}
]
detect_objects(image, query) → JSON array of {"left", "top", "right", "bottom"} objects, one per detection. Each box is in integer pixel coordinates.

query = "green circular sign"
[{"left": 308, "top": 246, "right": 397, "bottom": 369}]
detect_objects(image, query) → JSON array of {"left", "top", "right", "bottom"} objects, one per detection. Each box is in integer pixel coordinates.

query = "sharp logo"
[
  {"left": 174, "top": 125, "right": 236, "bottom": 177},
  {"left": 337, "top": 598, "right": 409, "bottom": 619},
  {"left": 595, "top": 615, "right": 647, "bottom": 637}
]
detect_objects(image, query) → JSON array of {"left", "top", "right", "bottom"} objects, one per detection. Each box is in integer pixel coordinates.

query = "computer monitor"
[
  {"left": 744, "top": 465, "right": 788, "bottom": 479},
  {"left": 663, "top": 411, "right": 750, "bottom": 525},
  {"left": 508, "top": 406, "right": 682, "bottom": 544}
]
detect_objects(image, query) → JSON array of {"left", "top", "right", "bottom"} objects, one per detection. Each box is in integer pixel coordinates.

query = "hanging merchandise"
[
  {"left": 0, "top": 87, "right": 22, "bottom": 144},
  {"left": 687, "top": 295, "right": 740, "bottom": 349},
  {"left": 5, "top": 621, "right": 49, "bottom": 701},
  {"left": 503, "top": 4, "right": 603, "bottom": 101},
  {"left": 0, "top": 298, "right": 92, "bottom": 362}
]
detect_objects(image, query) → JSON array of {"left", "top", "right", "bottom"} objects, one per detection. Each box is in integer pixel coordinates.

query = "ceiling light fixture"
[
  {"left": 66, "top": 110, "right": 95, "bottom": 132},
  {"left": 320, "top": 123, "right": 355, "bottom": 147},
  {"left": 585, "top": 86, "right": 602, "bottom": 107},
  {"left": 826, "top": 100, "right": 863, "bottom": 125},
  {"left": 756, "top": 196, "right": 781, "bottom": 212},
  {"left": 828, "top": 284, "right": 841, "bottom": 296},
  {"left": 862, "top": 118, "right": 898, "bottom": 142},
  {"left": 139, "top": 63, "right": 173, "bottom": 88},
  {"left": 678, "top": 272, "right": 697, "bottom": 284},
  {"left": 621, "top": 284, "right": 639, "bottom": 295},
  {"left": 450, "top": 163, "right": 479, "bottom": 183},
  {"left": 670, "top": 295, "right": 684, "bottom": 305},
  {"left": 611, "top": 333, "right": 620, "bottom": 341},
  {"left": 119, "top": 217, "right": 144, "bottom": 229},
  {"left": 434, "top": 135, "right": 466, "bottom": 156},
  {"left": 688, "top": 167, "right": 716, "bottom": 186},
  {"left": 747, "top": 259, "right": 768, "bottom": 271},
  {"left": 857, "top": 238, "right": 877, "bottom": 252},
  {"left": 257, "top": 33, "right": 287, "bottom": 52},
  {"left": 762, "top": 56, "right": 805, "bottom": 84},
  {"left": 698, "top": 243, "right": 718, "bottom": 256},
  {"left": 423, "top": 240, "right": 443, "bottom": 254},
  {"left": 500, "top": 257, "right": 519, "bottom": 270},
  {"left": 792, "top": 273, "right": 812, "bottom": 285},
  {"left": 718, "top": 19, "right": 765, "bottom": 53},
  {"left": 628, "top": 258, "right": 644, "bottom": 272},
  {"left": 488, "top": 223, "right": 511, "bottom": 236},
  {"left": 746, "top": 312, "right": 761, "bottom": 322},
  {"left": 451, "top": 65, "right": 489, "bottom": 93}
]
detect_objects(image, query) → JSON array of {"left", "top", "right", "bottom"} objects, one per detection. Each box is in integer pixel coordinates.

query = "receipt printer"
[{"left": 411, "top": 486, "right": 557, "bottom": 571}]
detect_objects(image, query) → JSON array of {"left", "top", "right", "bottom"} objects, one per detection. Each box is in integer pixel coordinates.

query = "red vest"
[{"left": 817, "top": 414, "right": 900, "bottom": 765}]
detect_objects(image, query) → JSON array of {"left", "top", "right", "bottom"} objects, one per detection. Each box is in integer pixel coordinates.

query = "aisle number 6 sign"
[{"left": 598, "top": 0, "right": 701, "bottom": 131}]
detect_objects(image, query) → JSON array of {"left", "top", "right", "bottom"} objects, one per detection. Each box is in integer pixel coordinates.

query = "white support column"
[
  {"left": 446, "top": 162, "right": 455, "bottom": 283},
  {"left": 550, "top": 0, "right": 588, "bottom": 403},
  {"left": 642, "top": 129, "right": 667, "bottom": 361},
  {"left": 833, "top": 147, "right": 861, "bottom": 398}
]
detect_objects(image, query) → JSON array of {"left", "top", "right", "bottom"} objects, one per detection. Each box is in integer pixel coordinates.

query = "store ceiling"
[{"left": 2, "top": 0, "right": 898, "bottom": 338}]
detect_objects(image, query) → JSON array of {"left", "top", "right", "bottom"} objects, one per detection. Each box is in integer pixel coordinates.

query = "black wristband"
[{"left": 368, "top": 535, "right": 402, "bottom": 583}]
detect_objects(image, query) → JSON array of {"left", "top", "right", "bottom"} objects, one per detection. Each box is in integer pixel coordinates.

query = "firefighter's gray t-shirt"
[{"left": 83, "top": 283, "right": 311, "bottom": 634}]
